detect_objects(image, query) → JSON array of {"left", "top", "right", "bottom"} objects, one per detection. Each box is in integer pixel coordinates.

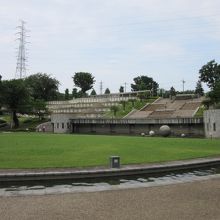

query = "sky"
[{"left": 1, "top": 0, "right": 220, "bottom": 94}]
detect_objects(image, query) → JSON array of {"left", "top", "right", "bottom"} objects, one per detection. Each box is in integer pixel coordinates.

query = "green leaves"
[
  {"left": 199, "top": 60, "right": 220, "bottom": 89},
  {"left": 208, "top": 82, "right": 220, "bottom": 105},
  {"left": 1, "top": 79, "right": 30, "bottom": 110},
  {"left": 104, "top": 88, "right": 110, "bottom": 94},
  {"left": 90, "top": 89, "right": 97, "bottom": 96},
  {"left": 199, "top": 60, "right": 220, "bottom": 107},
  {"left": 110, "top": 105, "right": 119, "bottom": 116},
  {"left": 195, "top": 80, "right": 204, "bottom": 96},
  {"left": 131, "top": 75, "right": 159, "bottom": 96},
  {"left": 73, "top": 72, "right": 95, "bottom": 94},
  {"left": 0, "top": 79, "right": 30, "bottom": 128},
  {"left": 25, "top": 73, "right": 59, "bottom": 101}
]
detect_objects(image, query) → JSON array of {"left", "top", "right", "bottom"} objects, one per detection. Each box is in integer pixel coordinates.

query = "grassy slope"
[
  {"left": 194, "top": 106, "right": 205, "bottom": 117},
  {"left": 0, "top": 133, "right": 220, "bottom": 169},
  {"left": 0, "top": 115, "right": 49, "bottom": 131},
  {"left": 105, "top": 98, "right": 157, "bottom": 118}
]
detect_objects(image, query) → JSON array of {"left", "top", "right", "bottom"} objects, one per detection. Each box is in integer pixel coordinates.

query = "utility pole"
[
  {"left": 151, "top": 82, "right": 154, "bottom": 97},
  {"left": 124, "top": 82, "right": 127, "bottom": 93},
  {"left": 100, "top": 81, "right": 103, "bottom": 95},
  {"left": 15, "top": 20, "right": 29, "bottom": 79},
  {"left": 182, "top": 79, "right": 186, "bottom": 92}
]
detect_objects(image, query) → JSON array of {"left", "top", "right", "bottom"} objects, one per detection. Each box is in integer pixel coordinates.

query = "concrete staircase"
[{"left": 125, "top": 96, "right": 203, "bottom": 119}]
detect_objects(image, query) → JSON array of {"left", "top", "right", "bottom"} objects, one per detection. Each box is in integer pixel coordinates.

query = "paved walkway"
[{"left": 0, "top": 177, "right": 220, "bottom": 220}]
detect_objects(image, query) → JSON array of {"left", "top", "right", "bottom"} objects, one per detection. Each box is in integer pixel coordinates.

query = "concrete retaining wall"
[
  {"left": 204, "top": 110, "right": 220, "bottom": 138},
  {"left": 71, "top": 118, "right": 204, "bottom": 137},
  {"left": 1, "top": 157, "right": 219, "bottom": 182},
  {"left": 36, "top": 122, "right": 53, "bottom": 132},
  {"left": 51, "top": 114, "right": 73, "bottom": 133}
]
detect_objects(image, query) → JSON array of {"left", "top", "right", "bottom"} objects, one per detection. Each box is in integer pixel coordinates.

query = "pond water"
[{"left": 0, "top": 166, "right": 220, "bottom": 196}]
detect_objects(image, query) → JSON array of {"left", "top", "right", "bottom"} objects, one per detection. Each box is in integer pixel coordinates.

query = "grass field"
[{"left": 0, "top": 133, "right": 220, "bottom": 169}]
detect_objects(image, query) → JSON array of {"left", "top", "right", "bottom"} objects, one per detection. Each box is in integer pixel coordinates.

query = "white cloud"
[
  {"left": 1, "top": 0, "right": 220, "bottom": 92},
  {"left": 140, "top": 41, "right": 185, "bottom": 58}
]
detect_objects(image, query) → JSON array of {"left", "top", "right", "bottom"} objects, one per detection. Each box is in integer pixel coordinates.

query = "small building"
[{"left": 204, "top": 109, "right": 220, "bottom": 138}]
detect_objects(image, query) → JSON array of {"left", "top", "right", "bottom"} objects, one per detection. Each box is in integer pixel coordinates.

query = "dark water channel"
[{"left": 1, "top": 166, "right": 220, "bottom": 196}]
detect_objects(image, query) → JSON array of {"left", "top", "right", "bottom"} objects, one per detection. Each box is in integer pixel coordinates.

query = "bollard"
[{"left": 109, "top": 156, "right": 120, "bottom": 168}]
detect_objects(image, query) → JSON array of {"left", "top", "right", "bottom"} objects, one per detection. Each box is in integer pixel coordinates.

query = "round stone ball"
[
  {"left": 149, "top": 130, "right": 155, "bottom": 136},
  {"left": 141, "top": 132, "right": 145, "bottom": 137},
  {"left": 159, "top": 125, "right": 171, "bottom": 137},
  {"left": 181, "top": 133, "right": 185, "bottom": 137}
]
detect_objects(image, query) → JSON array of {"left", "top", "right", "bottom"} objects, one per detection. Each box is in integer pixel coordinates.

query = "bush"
[
  {"left": 23, "top": 119, "right": 33, "bottom": 124},
  {"left": 0, "top": 119, "right": 6, "bottom": 124}
]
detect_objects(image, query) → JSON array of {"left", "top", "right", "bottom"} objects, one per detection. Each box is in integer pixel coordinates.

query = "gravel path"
[{"left": 1, "top": 177, "right": 220, "bottom": 220}]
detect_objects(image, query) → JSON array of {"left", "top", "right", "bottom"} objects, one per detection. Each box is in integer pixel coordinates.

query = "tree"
[
  {"left": 195, "top": 80, "right": 204, "bottom": 96},
  {"left": 90, "top": 89, "right": 97, "bottom": 96},
  {"left": 73, "top": 72, "right": 95, "bottom": 94},
  {"left": 208, "top": 81, "right": 220, "bottom": 105},
  {"left": 131, "top": 75, "right": 159, "bottom": 96},
  {"left": 170, "top": 86, "right": 176, "bottom": 97},
  {"left": 199, "top": 60, "right": 220, "bottom": 89},
  {"left": 0, "top": 75, "right": 2, "bottom": 114},
  {"left": 137, "top": 91, "right": 150, "bottom": 102},
  {"left": 128, "top": 99, "right": 136, "bottom": 108},
  {"left": 72, "top": 88, "right": 78, "bottom": 98},
  {"left": 25, "top": 73, "right": 59, "bottom": 101},
  {"left": 31, "top": 99, "right": 47, "bottom": 120},
  {"left": 65, "top": 88, "right": 70, "bottom": 100},
  {"left": 119, "top": 86, "right": 124, "bottom": 93},
  {"left": 120, "top": 101, "right": 126, "bottom": 111},
  {"left": 158, "top": 88, "right": 165, "bottom": 97},
  {"left": 110, "top": 105, "right": 119, "bottom": 117},
  {"left": 104, "top": 88, "right": 110, "bottom": 94},
  {"left": 0, "top": 79, "right": 30, "bottom": 128}
]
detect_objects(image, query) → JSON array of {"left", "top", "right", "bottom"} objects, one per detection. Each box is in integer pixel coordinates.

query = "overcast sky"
[{"left": 1, "top": 0, "right": 220, "bottom": 93}]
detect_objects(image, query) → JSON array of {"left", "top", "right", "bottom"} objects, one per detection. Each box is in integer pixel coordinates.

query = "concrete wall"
[
  {"left": 36, "top": 122, "right": 53, "bottom": 132},
  {"left": 71, "top": 122, "right": 204, "bottom": 137},
  {"left": 51, "top": 114, "right": 204, "bottom": 137},
  {"left": 51, "top": 113, "right": 73, "bottom": 133},
  {"left": 204, "top": 110, "right": 220, "bottom": 138}
]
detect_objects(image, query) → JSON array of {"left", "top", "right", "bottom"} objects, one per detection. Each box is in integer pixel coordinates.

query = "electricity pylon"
[{"left": 15, "top": 20, "right": 29, "bottom": 79}]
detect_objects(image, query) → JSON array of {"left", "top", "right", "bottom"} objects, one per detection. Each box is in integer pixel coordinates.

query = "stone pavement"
[{"left": 0, "top": 177, "right": 220, "bottom": 220}]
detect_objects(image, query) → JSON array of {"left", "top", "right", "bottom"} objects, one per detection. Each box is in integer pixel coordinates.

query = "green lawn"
[{"left": 0, "top": 133, "right": 220, "bottom": 169}]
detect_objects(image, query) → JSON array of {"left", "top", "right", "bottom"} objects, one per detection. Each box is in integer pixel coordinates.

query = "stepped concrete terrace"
[
  {"left": 125, "top": 95, "right": 204, "bottom": 119},
  {"left": 47, "top": 90, "right": 150, "bottom": 113},
  {"left": 48, "top": 90, "right": 150, "bottom": 133}
]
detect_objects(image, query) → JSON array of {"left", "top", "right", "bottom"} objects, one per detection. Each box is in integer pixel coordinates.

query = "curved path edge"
[{"left": 1, "top": 157, "right": 220, "bottom": 182}]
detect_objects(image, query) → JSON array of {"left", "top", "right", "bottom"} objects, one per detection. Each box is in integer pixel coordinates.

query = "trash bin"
[{"left": 109, "top": 156, "right": 120, "bottom": 168}]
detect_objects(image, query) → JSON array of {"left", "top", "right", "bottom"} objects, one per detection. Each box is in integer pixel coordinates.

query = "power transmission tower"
[
  {"left": 124, "top": 82, "right": 127, "bottom": 93},
  {"left": 181, "top": 79, "right": 186, "bottom": 92},
  {"left": 15, "top": 20, "right": 29, "bottom": 79},
  {"left": 100, "top": 81, "right": 103, "bottom": 95}
]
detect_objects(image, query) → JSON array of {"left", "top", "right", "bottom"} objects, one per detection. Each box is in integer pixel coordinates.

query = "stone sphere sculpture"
[
  {"left": 149, "top": 130, "right": 155, "bottom": 136},
  {"left": 159, "top": 125, "right": 171, "bottom": 137}
]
